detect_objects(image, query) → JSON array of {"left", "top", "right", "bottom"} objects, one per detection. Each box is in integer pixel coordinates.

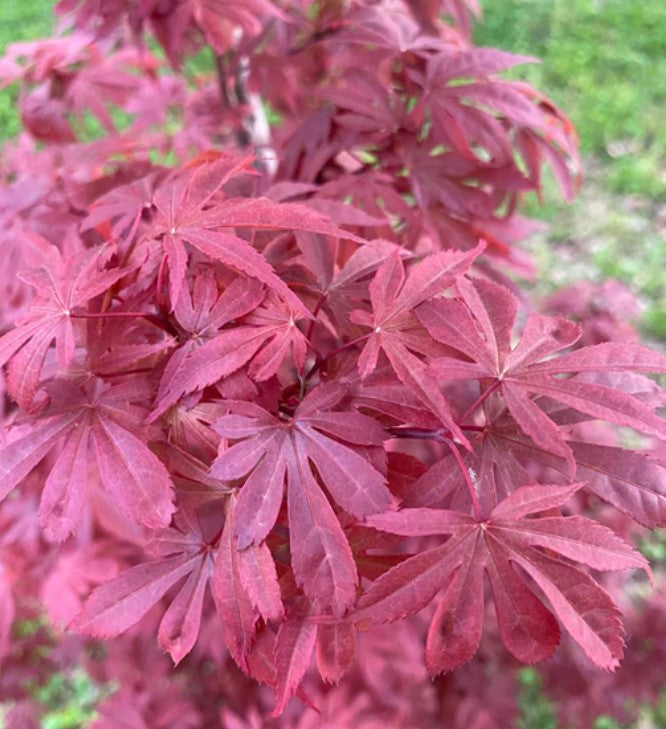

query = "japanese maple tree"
[{"left": 0, "top": 1, "right": 664, "bottom": 727}]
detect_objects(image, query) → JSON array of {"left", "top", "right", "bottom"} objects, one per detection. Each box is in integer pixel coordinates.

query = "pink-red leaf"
[
  {"left": 271, "top": 608, "right": 318, "bottom": 716},
  {"left": 71, "top": 553, "right": 200, "bottom": 637},
  {"left": 357, "top": 483, "right": 641, "bottom": 671}
]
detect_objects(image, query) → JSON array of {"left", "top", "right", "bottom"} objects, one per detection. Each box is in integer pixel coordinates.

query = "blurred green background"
[
  {"left": 476, "top": 0, "right": 666, "bottom": 199},
  {"left": 474, "top": 0, "right": 666, "bottom": 347},
  {"left": 0, "top": 1, "right": 665, "bottom": 727}
]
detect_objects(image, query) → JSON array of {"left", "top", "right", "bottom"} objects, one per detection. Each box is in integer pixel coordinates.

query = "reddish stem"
[
  {"left": 302, "top": 332, "right": 371, "bottom": 383},
  {"left": 71, "top": 311, "right": 151, "bottom": 319},
  {"left": 388, "top": 425, "right": 484, "bottom": 441},
  {"left": 459, "top": 378, "right": 501, "bottom": 425},
  {"left": 388, "top": 426, "right": 450, "bottom": 441},
  {"left": 156, "top": 254, "right": 169, "bottom": 313},
  {"left": 96, "top": 367, "right": 154, "bottom": 379},
  {"left": 445, "top": 439, "right": 482, "bottom": 521},
  {"left": 387, "top": 426, "right": 483, "bottom": 519},
  {"left": 207, "top": 522, "right": 226, "bottom": 548},
  {"left": 97, "top": 211, "right": 143, "bottom": 324},
  {"left": 71, "top": 311, "right": 174, "bottom": 335},
  {"left": 305, "top": 292, "right": 327, "bottom": 342}
]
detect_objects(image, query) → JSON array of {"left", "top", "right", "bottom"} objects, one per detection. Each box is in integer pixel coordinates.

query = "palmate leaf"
[
  {"left": 73, "top": 498, "right": 278, "bottom": 668},
  {"left": 147, "top": 273, "right": 265, "bottom": 420},
  {"left": 211, "top": 496, "right": 260, "bottom": 671},
  {"left": 357, "top": 484, "right": 649, "bottom": 673},
  {"left": 316, "top": 621, "right": 357, "bottom": 685},
  {"left": 265, "top": 603, "right": 357, "bottom": 715},
  {"left": 421, "top": 277, "right": 666, "bottom": 477},
  {"left": 0, "top": 244, "right": 128, "bottom": 410},
  {"left": 191, "top": 0, "right": 283, "bottom": 56},
  {"left": 210, "top": 383, "right": 395, "bottom": 616},
  {"left": 148, "top": 155, "right": 365, "bottom": 314},
  {"left": 350, "top": 244, "right": 484, "bottom": 444},
  {"left": 81, "top": 171, "right": 164, "bottom": 240},
  {"left": 0, "top": 379, "right": 176, "bottom": 540},
  {"left": 498, "top": 431, "right": 666, "bottom": 528},
  {"left": 290, "top": 235, "right": 403, "bottom": 334},
  {"left": 150, "top": 291, "right": 309, "bottom": 419},
  {"left": 71, "top": 550, "right": 204, "bottom": 643},
  {"left": 271, "top": 602, "right": 319, "bottom": 717}
]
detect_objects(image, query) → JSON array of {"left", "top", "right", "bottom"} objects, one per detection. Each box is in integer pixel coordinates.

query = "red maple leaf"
[
  {"left": 146, "top": 154, "right": 363, "bottom": 314},
  {"left": 350, "top": 244, "right": 484, "bottom": 444},
  {"left": 0, "top": 243, "right": 128, "bottom": 410},
  {"left": 0, "top": 378, "right": 176, "bottom": 540},
  {"left": 420, "top": 277, "right": 666, "bottom": 473},
  {"left": 210, "top": 382, "right": 395, "bottom": 616},
  {"left": 72, "top": 496, "right": 281, "bottom": 668},
  {"left": 356, "top": 483, "right": 650, "bottom": 672}
]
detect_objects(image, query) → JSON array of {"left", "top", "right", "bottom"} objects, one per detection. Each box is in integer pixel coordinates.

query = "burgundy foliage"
[{"left": 0, "top": 1, "right": 664, "bottom": 727}]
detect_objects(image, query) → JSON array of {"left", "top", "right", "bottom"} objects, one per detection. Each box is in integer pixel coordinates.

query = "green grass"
[
  {"left": 517, "top": 169, "right": 666, "bottom": 344},
  {"left": 0, "top": 2, "right": 53, "bottom": 54},
  {"left": 0, "top": 616, "right": 113, "bottom": 728},
  {"left": 0, "top": 2, "right": 54, "bottom": 139},
  {"left": 516, "top": 667, "right": 666, "bottom": 729},
  {"left": 516, "top": 668, "right": 558, "bottom": 729},
  {"left": 476, "top": 0, "right": 666, "bottom": 343},
  {"left": 475, "top": 0, "right": 666, "bottom": 199},
  {"left": 30, "top": 669, "right": 110, "bottom": 729}
]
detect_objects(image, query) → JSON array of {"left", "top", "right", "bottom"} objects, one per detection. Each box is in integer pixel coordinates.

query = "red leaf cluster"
[{"left": 0, "top": 1, "right": 663, "bottom": 727}]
